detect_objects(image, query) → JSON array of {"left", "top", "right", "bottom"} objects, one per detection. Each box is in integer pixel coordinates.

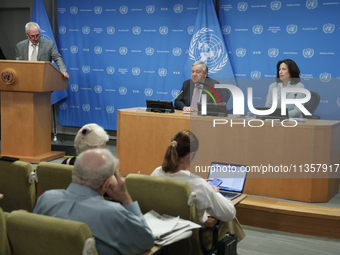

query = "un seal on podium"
[{"left": 1, "top": 68, "right": 16, "bottom": 85}]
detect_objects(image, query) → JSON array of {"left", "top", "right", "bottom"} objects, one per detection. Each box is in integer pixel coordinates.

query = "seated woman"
[
  {"left": 62, "top": 123, "right": 109, "bottom": 165},
  {"left": 151, "top": 130, "right": 245, "bottom": 243},
  {"left": 265, "top": 59, "right": 305, "bottom": 118}
]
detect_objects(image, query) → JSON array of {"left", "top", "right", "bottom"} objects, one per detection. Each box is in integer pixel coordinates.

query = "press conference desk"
[{"left": 117, "top": 108, "right": 340, "bottom": 202}]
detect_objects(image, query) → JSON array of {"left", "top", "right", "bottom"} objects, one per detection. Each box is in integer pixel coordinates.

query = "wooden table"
[{"left": 117, "top": 108, "right": 340, "bottom": 202}]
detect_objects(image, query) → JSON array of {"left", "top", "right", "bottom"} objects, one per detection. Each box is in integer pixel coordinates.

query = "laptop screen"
[{"left": 208, "top": 163, "right": 248, "bottom": 193}]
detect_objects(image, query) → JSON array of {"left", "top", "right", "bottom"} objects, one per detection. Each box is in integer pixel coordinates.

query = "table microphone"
[{"left": 171, "top": 90, "right": 183, "bottom": 102}]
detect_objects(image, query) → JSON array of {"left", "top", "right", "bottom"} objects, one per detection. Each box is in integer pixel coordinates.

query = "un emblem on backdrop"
[
  {"left": 70, "top": 6, "right": 78, "bottom": 14},
  {"left": 187, "top": 26, "right": 194, "bottom": 35},
  {"left": 144, "top": 88, "right": 153, "bottom": 97},
  {"left": 119, "top": 87, "right": 128, "bottom": 95},
  {"left": 107, "top": 27, "right": 115, "bottom": 35},
  {"left": 251, "top": 71, "right": 261, "bottom": 80},
  {"left": 94, "top": 6, "right": 102, "bottom": 14},
  {"left": 174, "top": 4, "right": 183, "bottom": 13},
  {"left": 94, "top": 46, "right": 102, "bottom": 54},
  {"left": 120, "top": 6, "right": 128, "bottom": 14},
  {"left": 319, "top": 72, "right": 331, "bottom": 82},
  {"left": 323, "top": 23, "right": 335, "bottom": 34},
  {"left": 59, "top": 103, "right": 67, "bottom": 110},
  {"left": 107, "top": 66, "right": 115, "bottom": 74},
  {"left": 237, "top": 2, "right": 248, "bottom": 11},
  {"left": 40, "top": 30, "right": 53, "bottom": 41},
  {"left": 132, "top": 26, "right": 141, "bottom": 35},
  {"left": 172, "top": 47, "right": 182, "bottom": 56},
  {"left": 70, "top": 84, "right": 79, "bottom": 92},
  {"left": 222, "top": 26, "right": 231, "bottom": 35},
  {"left": 106, "top": 106, "right": 114, "bottom": 114},
  {"left": 132, "top": 67, "right": 140, "bottom": 76},
  {"left": 59, "top": 26, "right": 66, "bottom": 34},
  {"left": 286, "top": 24, "right": 298, "bottom": 34},
  {"left": 146, "top": 5, "right": 155, "bottom": 14},
  {"left": 119, "top": 47, "right": 128, "bottom": 55},
  {"left": 70, "top": 46, "right": 78, "bottom": 54},
  {"left": 171, "top": 90, "right": 180, "bottom": 98},
  {"left": 158, "top": 68, "right": 167, "bottom": 77},
  {"left": 82, "top": 66, "right": 90, "bottom": 73},
  {"left": 252, "top": 25, "right": 263, "bottom": 34},
  {"left": 145, "top": 47, "right": 154, "bottom": 56},
  {"left": 306, "top": 0, "right": 318, "bottom": 9},
  {"left": 236, "top": 48, "right": 246, "bottom": 57},
  {"left": 82, "top": 26, "right": 90, "bottom": 35},
  {"left": 94, "top": 85, "right": 102, "bottom": 93},
  {"left": 302, "top": 48, "right": 314, "bottom": 58},
  {"left": 268, "top": 48, "right": 279, "bottom": 58},
  {"left": 159, "top": 26, "right": 168, "bottom": 35},
  {"left": 270, "top": 1, "right": 282, "bottom": 10},
  {"left": 82, "top": 104, "right": 90, "bottom": 112},
  {"left": 188, "top": 27, "right": 229, "bottom": 73}
]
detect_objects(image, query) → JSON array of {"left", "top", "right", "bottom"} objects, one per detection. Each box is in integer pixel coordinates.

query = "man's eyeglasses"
[{"left": 27, "top": 33, "right": 41, "bottom": 39}]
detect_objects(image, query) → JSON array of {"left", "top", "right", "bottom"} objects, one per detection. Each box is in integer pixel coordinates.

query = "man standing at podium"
[{"left": 15, "top": 22, "right": 69, "bottom": 79}]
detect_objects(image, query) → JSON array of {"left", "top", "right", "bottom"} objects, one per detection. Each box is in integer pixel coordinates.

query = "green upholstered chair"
[
  {"left": 0, "top": 208, "right": 11, "bottom": 255},
  {"left": 36, "top": 162, "right": 73, "bottom": 193},
  {"left": 0, "top": 160, "right": 36, "bottom": 212},
  {"left": 6, "top": 211, "right": 98, "bottom": 255},
  {"left": 126, "top": 174, "right": 203, "bottom": 255}
]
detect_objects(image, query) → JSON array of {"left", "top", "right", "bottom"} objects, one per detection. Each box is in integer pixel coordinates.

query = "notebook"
[
  {"left": 255, "top": 106, "right": 288, "bottom": 120},
  {"left": 208, "top": 162, "right": 248, "bottom": 200}
]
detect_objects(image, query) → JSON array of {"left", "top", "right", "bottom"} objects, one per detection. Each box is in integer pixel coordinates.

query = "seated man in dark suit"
[{"left": 175, "top": 61, "right": 227, "bottom": 112}]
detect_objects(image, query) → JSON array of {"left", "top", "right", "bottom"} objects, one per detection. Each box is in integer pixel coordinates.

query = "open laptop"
[
  {"left": 255, "top": 106, "right": 288, "bottom": 120},
  {"left": 208, "top": 162, "right": 248, "bottom": 200}
]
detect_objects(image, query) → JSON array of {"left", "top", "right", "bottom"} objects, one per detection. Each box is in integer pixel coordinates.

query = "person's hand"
[
  {"left": 183, "top": 106, "right": 191, "bottom": 112},
  {"left": 107, "top": 170, "right": 133, "bottom": 206},
  {"left": 62, "top": 72, "right": 69, "bottom": 79},
  {"left": 212, "top": 186, "right": 220, "bottom": 193}
]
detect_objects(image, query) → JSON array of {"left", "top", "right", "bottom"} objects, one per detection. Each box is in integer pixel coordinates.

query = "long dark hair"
[{"left": 276, "top": 59, "right": 300, "bottom": 84}]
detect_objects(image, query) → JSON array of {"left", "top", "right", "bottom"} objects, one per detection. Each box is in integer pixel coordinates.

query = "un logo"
[
  {"left": 268, "top": 48, "right": 279, "bottom": 58},
  {"left": 158, "top": 68, "right": 167, "bottom": 77},
  {"left": 120, "top": 6, "right": 128, "bottom": 14},
  {"left": 40, "top": 29, "right": 53, "bottom": 41},
  {"left": 70, "top": 46, "right": 78, "bottom": 54},
  {"left": 59, "top": 102, "right": 67, "bottom": 110},
  {"left": 302, "top": 48, "right": 314, "bottom": 58},
  {"left": 94, "top": 6, "right": 102, "bottom": 14},
  {"left": 70, "top": 84, "right": 79, "bottom": 92},
  {"left": 174, "top": 4, "right": 183, "bottom": 13},
  {"left": 252, "top": 25, "right": 263, "bottom": 34},
  {"left": 144, "top": 88, "right": 153, "bottom": 97},
  {"left": 132, "top": 26, "right": 141, "bottom": 35},
  {"left": 107, "top": 66, "right": 115, "bottom": 74},
  {"left": 82, "top": 104, "right": 90, "bottom": 112},
  {"left": 132, "top": 67, "right": 140, "bottom": 76},
  {"left": 222, "top": 26, "right": 231, "bottom": 35},
  {"left": 159, "top": 26, "right": 168, "bottom": 35},
  {"left": 70, "top": 6, "right": 78, "bottom": 14},
  {"left": 119, "top": 87, "right": 128, "bottom": 95},
  {"left": 251, "top": 71, "right": 261, "bottom": 80},
  {"left": 270, "top": 1, "right": 282, "bottom": 10},
  {"left": 94, "top": 46, "right": 102, "bottom": 54},
  {"left": 146, "top": 5, "right": 155, "bottom": 14},
  {"left": 106, "top": 106, "right": 114, "bottom": 114},
  {"left": 237, "top": 2, "right": 248, "bottom": 11},
  {"left": 82, "top": 26, "right": 90, "bottom": 35},
  {"left": 172, "top": 47, "right": 182, "bottom": 56},
  {"left": 319, "top": 72, "right": 331, "bottom": 82},
  {"left": 59, "top": 26, "right": 66, "bottom": 34},
  {"left": 94, "top": 85, "right": 102, "bottom": 93},
  {"left": 337, "top": 98, "right": 340, "bottom": 107},
  {"left": 286, "top": 24, "right": 298, "bottom": 34},
  {"left": 323, "top": 23, "right": 335, "bottom": 34},
  {"left": 187, "top": 26, "right": 194, "bottom": 35},
  {"left": 107, "top": 26, "right": 115, "bottom": 35},
  {"left": 145, "top": 47, "right": 154, "bottom": 56},
  {"left": 82, "top": 66, "right": 91, "bottom": 73},
  {"left": 171, "top": 89, "right": 180, "bottom": 98},
  {"left": 306, "top": 0, "right": 318, "bottom": 9},
  {"left": 119, "top": 47, "right": 128, "bottom": 55},
  {"left": 188, "top": 27, "right": 229, "bottom": 73},
  {"left": 236, "top": 48, "right": 246, "bottom": 57}
]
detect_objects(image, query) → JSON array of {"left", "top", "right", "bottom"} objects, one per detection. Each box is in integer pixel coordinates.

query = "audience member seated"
[
  {"left": 34, "top": 148, "right": 154, "bottom": 255},
  {"left": 151, "top": 130, "right": 245, "bottom": 243},
  {"left": 62, "top": 123, "right": 109, "bottom": 165}
]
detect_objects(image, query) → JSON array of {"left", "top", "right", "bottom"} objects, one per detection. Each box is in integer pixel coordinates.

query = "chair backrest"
[
  {"left": 0, "top": 208, "right": 11, "bottom": 255},
  {"left": 304, "top": 91, "right": 320, "bottom": 116},
  {"left": 0, "top": 160, "right": 36, "bottom": 212},
  {"left": 126, "top": 174, "right": 203, "bottom": 255},
  {"left": 36, "top": 162, "right": 73, "bottom": 193},
  {"left": 6, "top": 211, "right": 98, "bottom": 255}
]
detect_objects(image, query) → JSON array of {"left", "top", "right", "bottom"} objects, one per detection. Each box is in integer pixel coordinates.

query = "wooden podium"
[{"left": 0, "top": 60, "right": 68, "bottom": 163}]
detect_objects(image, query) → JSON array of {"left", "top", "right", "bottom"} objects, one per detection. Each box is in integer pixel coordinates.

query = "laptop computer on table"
[{"left": 208, "top": 162, "right": 248, "bottom": 200}]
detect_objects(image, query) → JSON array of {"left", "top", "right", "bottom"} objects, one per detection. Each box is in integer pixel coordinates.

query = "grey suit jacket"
[{"left": 15, "top": 38, "right": 67, "bottom": 72}]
